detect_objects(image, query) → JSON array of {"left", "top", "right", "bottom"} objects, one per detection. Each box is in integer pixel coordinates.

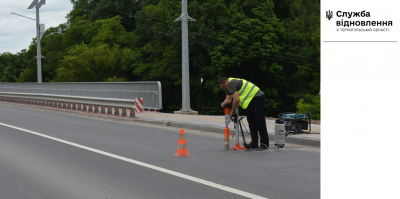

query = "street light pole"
[
  {"left": 35, "top": 5, "right": 42, "bottom": 83},
  {"left": 28, "top": 0, "right": 46, "bottom": 83}
]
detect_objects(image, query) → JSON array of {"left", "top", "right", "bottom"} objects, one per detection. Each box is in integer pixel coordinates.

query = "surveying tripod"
[{"left": 224, "top": 105, "right": 247, "bottom": 151}]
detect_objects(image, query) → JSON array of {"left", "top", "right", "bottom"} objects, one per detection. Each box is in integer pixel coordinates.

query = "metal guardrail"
[
  {"left": 0, "top": 82, "right": 162, "bottom": 110},
  {"left": 0, "top": 92, "right": 136, "bottom": 117}
]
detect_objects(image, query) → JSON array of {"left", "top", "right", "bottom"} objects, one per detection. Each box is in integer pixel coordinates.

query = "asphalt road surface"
[{"left": 0, "top": 102, "right": 320, "bottom": 199}]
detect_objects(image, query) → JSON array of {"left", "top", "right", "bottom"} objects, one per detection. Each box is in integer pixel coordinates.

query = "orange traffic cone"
[{"left": 174, "top": 129, "right": 191, "bottom": 157}]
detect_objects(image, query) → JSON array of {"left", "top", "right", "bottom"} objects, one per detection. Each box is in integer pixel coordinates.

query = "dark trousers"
[{"left": 246, "top": 94, "right": 269, "bottom": 147}]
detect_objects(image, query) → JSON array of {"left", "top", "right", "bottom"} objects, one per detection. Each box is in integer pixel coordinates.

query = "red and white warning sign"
[{"left": 134, "top": 98, "right": 143, "bottom": 113}]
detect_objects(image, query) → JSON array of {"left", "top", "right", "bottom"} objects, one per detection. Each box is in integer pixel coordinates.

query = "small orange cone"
[{"left": 174, "top": 129, "right": 191, "bottom": 157}]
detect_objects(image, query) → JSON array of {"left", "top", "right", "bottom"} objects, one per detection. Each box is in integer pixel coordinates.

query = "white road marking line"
[{"left": 0, "top": 122, "right": 268, "bottom": 199}]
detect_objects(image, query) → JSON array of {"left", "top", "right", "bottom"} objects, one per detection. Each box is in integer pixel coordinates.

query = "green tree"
[
  {"left": 273, "top": 0, "right": 320, "bottom": 104},
  {"left": 52, "top": 43, "right": 136, "bottom": 82},
  {"left": 0, "top": 50, "right": 28, "bottom": 82},
  {"left": 297, "top": 94, "right": 320, "bottom": 120}
]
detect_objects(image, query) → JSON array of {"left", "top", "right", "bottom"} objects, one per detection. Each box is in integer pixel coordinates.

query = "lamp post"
[{"left": 28, "top": 0, "right": 46, "bottom": 83}]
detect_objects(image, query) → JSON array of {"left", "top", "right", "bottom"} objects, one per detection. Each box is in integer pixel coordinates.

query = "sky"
[{"left": 0, "top": 0, "right": 73, "bottom": 54}]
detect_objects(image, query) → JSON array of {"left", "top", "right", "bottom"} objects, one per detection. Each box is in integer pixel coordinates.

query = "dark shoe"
[
  {"left": 244, "top": 143, "right": 258, "bottom": 150},
  {"left": 259, "top": 143, "right": 269, "bottom": 150}
]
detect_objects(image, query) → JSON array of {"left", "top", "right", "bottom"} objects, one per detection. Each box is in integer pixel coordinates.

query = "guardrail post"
[
  {"left": 72, "top": 103, "right": 76, "bottom": 110},
  {"left": 94, "top": 105, "right": 99, "bottom": 113},
  {"left": 114, "top": 107, "right": 120, "bottom": 116},
  {"left": 107, "top": 106, "right": 112, "bottom": 115},
  {"left": 88, "top": 104, "right": 93, "bottom": 112},
  {"left": 128, "top": 108, "right": 135, "bottom": 117},
  {"left": 101, "top": 105, "right": 106, "bottom": 114},
  {"left": 82, "top": 104, "right": 87, "bottom": 112},
  {"left": 121, "top": 108, "right": 127, "bottom": 117},
  {"left": 77, "top": 103, "right": 81, "bottom": 111}
]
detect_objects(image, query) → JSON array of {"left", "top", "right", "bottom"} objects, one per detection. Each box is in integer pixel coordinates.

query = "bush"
[{"left": 296, "top": 94, "right": 320, "bottom": 120}]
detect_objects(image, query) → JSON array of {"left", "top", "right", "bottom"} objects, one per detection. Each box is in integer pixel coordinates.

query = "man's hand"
[
  {"left": 229, "top": 111, "right": 233, "bottom": 120},
  {"left": 222, "top": 95, "right": 232, "bottom": 108}
]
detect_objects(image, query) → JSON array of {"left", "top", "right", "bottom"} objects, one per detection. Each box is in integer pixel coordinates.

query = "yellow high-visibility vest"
[{"left": 228, "top": 78, "right": 260, "bottom": 109}]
